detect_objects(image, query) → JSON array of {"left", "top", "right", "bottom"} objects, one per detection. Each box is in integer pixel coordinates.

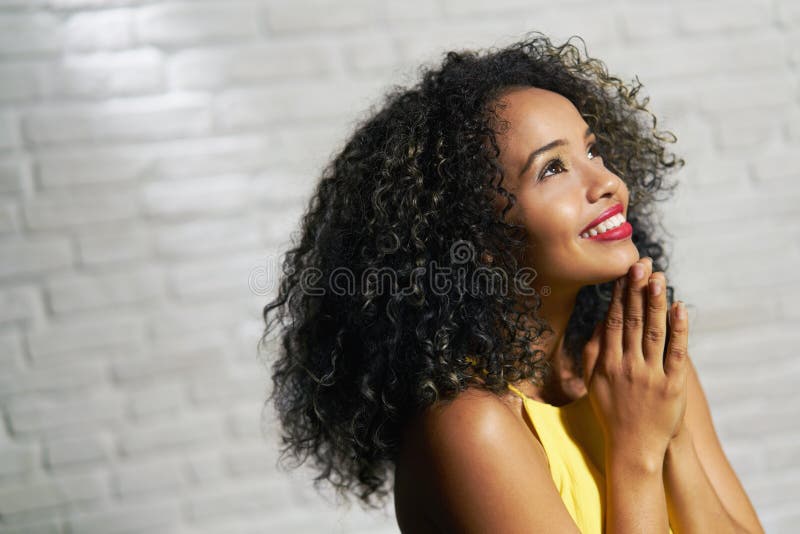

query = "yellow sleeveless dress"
[{"left": 506, "top": 383, "right": 675, "bottom": 534}]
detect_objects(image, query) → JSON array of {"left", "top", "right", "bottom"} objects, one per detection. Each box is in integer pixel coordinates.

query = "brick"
[
  {"left": 777, "top": 284, "right": 800, "bottom": 321},
  {"left": 379, "top": 0, "right": 440, "bottom": 21},
  {"left": 6, "top": 391, "right": 125, "bottom": 436},
  {"left": 0, "top": 331, "right": 23, "bottom": 369},
  {"left": 147, "top": 135, "right": 272, "bottom": 179},
  {"left": 45, "top": 266, "right": 164, "bottom": 314},
  {"left": 0, "top": 62, "right": 47, "bottom": 102},
  {"left": 141, "top": 175, "right": 248, "bottom": 218},
  {"left": 442, "top": 0, "right": 556, "bottom": 16},
  {"left": 50, "top": 48, "right": 163, "bottom": 98},
  {"left": 224, "top": 443, "right": 280, "bottom": 479},
  {"left": 22, "top": 93, "right": 212, "bottom": 146},
  {"left": 216, "top": 79, "right": 384, "bottom": 130},
  {"left": 0, "top": 238, "right": 73, "bottom": 280},
  {"left": 0, "top": 481, "right": 65, "bottom": 516},
  {"left": 45, "top": 433, "right": 109, "bottom": 469},
  {"left": 64, "top": 8, "right": 133, "bottom": 51},
  {"left": 0, "top": 285, "right": 41, "bottom": 324},
  {"left": 251, "top": 169, "right": 315, "bottom": 205},
  {"left": 23, "top": 188, "right": 140, "bottom": 230},
  {"left": 697, "top": 72, "right": 795, "bottom": 112},
  {"left": 258, "top": 203, "right": 304, "bottom": 245},
  {"left": 342, "top": 34, "right": 397, "bottom": 74},
  {"left": 148, "top": 298, "right": 252, "bottom": 339},
  {"left": 126, "top": 381, "right": 185, "bottom": 420},
  {"left": 37, "top": 146, "right": 151, "bottom": 187},
  {"left": 116, "top": 412, "right": 226, "bottom": 457},
  {"left": 763, "top": 508, "right": 800, "bottom": 534},
  {"left": 266, "top": 123, "right": 343, "bottom": 171},
  {"left": 749, "top": 144, "right": 800, "bottom": 182},
  {"left": 154, "top": 217, "right": 260, "bottom": 259},
  {"left": 168, "top": 42, "right": 334, "bottom": 90},
  {"left": 764, "top": 433, "right": 800, "bottom": 471},
  {"left": 184, "top": 450, "right": 226, "bottom": 485},
  {"left": 112, "top": 457, "right": 183, "bottom": 498},
  {"left": 0, "top": 13, "right": 63, "bottom": 56},
  {"left": 49, "top": 0, "right": 139, "bottom": 7},
  {"left": 618, "top": 4, "right": 677, "bottom": 41},
  {"left": 0, "top": 519, "right": 61, "bottom": 534},
  {"left": 394, "top": 23, "right": 510, "bottom": 69},
  {"left": 0, "top": 201, "right": 19, "bottom": 234},
  {"left": 0, "top": 362, "right": 106, "bottom": 403},
  {"left": 66, "top": 501, "right": 180, "bottom": 534},
  {"left": 188, "top": 371, "right": 263, "bottom": 407},
  {"left": 228, "top": 404, "right": 272, "bottom": 441},
  {"left": 519, "top": 8, "right": 621, "bottom": 47},
  {"left": 0, "top": 110, "right": 21, "bottom": 150},
  {"left": 713, "top": 105, "right": 786, "bottom": 149},
  {"left": 135, "top": 1, "right": 260, "bottom": 46},
  {"left": 0, "top": 156, "right": 32, "bottom": 193},
  {"left": 27, "top": 313, "right": 145, "bottom": 363},
  {"left": 185, "top": 479, "right": 294, "bottom": 522},
  {"left": 0, "top": 473, "right": 105, "bottom": 515},
  {"left": 777, "top": 0, "right": 800, "bottom": 28},
  {"left": 76, "top": 225, "right": 150, "bottom": 266},
  {"left": 167, "top": 252, "right": 264, "bottom": 299},
  {"left": 0, "top": 443, "right": 37, "bottom": 479},
  {"left": 266, "top": 0, "right": 376, "bottom": 33},
  {"left": 676, "top": 0, "right": 772, "bottom": 33},
  {"left": 112, "top": 334, "right": 227, "bottom": 384},
  {"left": 604, "top": 32, "right": 788, "bottom": 83}
]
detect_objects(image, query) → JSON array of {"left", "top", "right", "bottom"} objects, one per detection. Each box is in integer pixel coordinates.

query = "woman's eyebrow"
[{"left": 518, "top": 126, "right": 594, "bottom": 179}]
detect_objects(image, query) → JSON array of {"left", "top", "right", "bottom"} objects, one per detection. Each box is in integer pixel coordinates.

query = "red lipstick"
[{"left": 579, "top": 203, "right": 624, "bottom": 235}]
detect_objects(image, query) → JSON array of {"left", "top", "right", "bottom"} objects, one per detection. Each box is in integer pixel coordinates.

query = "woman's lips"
[
  {"left": 584, "top": 221, "right": 633, "bottom": 241},
  {"left": 579, "top": 202, "right": 624, "bottom": 235}
]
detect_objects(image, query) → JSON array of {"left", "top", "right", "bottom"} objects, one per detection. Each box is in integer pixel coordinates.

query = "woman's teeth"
[{"left": 580, "top": 213, "right": 625, "bottom": 238}]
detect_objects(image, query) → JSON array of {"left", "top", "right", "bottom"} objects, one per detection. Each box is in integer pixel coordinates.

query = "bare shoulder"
[{"left": 394, "top": 387, "right": 581, "bottom": 534}]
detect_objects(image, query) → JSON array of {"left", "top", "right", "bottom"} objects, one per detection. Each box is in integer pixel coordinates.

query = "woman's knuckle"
[
  {"left": 605, "top": 314, "right": 624, "bottom": 330},
  {"left": 668, "top": 345, "right": 687, "bottom": 360},
  {"left": 644, "top": 325, "right": 663, "bottom": 343},
  {"left": 623, "top": 314, "right": 644, "bottom": 330}
]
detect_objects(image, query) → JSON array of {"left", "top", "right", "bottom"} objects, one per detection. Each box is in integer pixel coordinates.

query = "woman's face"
[{"left": 493, "top": 86, "right": 639, "bottom": 290}]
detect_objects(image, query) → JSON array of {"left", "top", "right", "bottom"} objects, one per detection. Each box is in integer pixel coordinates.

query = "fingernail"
[
  {"left": 632, "top": 264, "right": 644, "bottom": 281},
  {"left": 677, "top": 301, "right": 686, "bottom": 320},
  {"left": 649, "top": 278, "right": 661, "bottom": 297},
  {"left": 618, "top": 276, "right": 627, "bottom": 290}
]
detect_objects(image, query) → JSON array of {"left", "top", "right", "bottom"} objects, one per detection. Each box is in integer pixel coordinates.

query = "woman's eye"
[
  {"left": 540, "top": 158, "right": 566, "bottom": 180},
  {"left": 588, "top": 143, "right": 600, "bottom": 160}
]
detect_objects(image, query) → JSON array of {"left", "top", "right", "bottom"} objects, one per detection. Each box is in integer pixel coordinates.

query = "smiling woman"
[{"left": 260, "top": 30, "right": 764, "bottom": 533}]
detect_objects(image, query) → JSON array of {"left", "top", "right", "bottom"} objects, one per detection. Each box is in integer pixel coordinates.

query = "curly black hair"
[{"left": 258, "top": 30, "right": 684, "bottom": 511}]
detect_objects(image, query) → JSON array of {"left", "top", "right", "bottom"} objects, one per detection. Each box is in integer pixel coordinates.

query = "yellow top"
[{"left": 506, "top": 383, "right": 675, "bottom": 534}]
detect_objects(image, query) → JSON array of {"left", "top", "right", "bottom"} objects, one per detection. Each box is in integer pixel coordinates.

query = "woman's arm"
[
  {"left": 606, "top": 447, "right": 671, "bottom": 533},
  {"left": 407, "top": 388, "right": 675, "bottom": 533},
  {"left": 662, "top": 357, "right": 765, "bottom": 534}
]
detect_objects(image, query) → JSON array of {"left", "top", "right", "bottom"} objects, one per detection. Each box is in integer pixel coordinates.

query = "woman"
[{"left": 260, "top": 31, "right": 764, "bottom": 533}]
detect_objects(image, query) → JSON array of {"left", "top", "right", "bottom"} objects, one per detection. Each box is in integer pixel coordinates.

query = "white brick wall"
[{"left": 0, "top": 1, "right": 797, "bottom": 532}]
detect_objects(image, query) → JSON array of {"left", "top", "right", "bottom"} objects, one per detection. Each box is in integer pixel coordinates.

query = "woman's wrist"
[
  {"left": 605, "top": 442, "right": 666, "bottom": 476},
  {"left": 666, "top": 421, "right": 693, "bottom": 462}
]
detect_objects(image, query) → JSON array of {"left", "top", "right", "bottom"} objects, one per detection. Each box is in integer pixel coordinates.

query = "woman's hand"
[{"left": 582, "top": 257, "right": 690, "bottom": 467}]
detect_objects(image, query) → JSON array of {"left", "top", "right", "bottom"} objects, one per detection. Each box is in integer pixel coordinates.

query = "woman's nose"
[{"left": 585, "top": 165, "right": 621, "bottom": 202}]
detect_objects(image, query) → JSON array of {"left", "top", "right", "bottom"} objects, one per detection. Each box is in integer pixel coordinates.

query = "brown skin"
[
  {"left": 394, "top": 87, "right": 764, "bottom": 533},
  {"left": 492, "top": 86, "right": 641, "bottom": 405}
]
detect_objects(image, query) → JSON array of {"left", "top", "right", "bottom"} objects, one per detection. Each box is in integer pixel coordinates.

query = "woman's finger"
[
  {"left": 602, "top": 274, "right": 626, "bottom": 367},
  {"left": 643, "top": 271, "right": 668, "bottom": 368},
  {"left": 623, "top": 257, "right": 652, "bottom": 359},
  {"left": 664, "top": 301, "right": 689, "bottom": 379},
  {"left": 582, "top": 320, "right": 604, "bottom": 387}
]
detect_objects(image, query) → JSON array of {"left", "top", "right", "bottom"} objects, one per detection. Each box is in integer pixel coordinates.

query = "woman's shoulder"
[
  {"left": 403, "top": 385, "right": 525, "bottom": 443},
  {"left": 394, "top": 385, "right": 578, "bottom": 533},
  {"left": 395, "top": 384, "right": 548, "bottom": 491}
]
